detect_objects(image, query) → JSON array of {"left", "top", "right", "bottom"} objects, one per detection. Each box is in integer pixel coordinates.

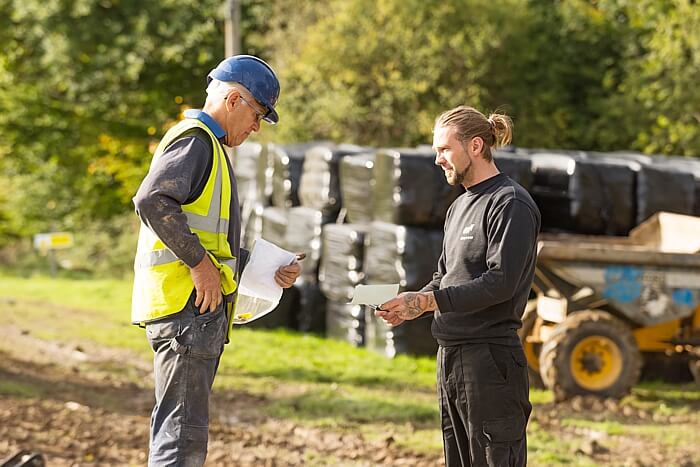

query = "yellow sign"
[{"left": 33, "top": 232, "right": 74, "bottom": 251}]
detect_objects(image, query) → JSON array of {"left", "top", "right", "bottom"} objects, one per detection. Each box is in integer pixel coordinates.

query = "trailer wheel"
[
  {"left": 518, "top": 300, "right": 544, "bottom": 388},
  {"left": 539, "top": 310, "right": 641, "bottom": 401}
]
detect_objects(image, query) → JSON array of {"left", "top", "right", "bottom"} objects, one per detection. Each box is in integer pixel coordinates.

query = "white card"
[{"left": 350, "top": 283, "right": 400, "bottom": 306}]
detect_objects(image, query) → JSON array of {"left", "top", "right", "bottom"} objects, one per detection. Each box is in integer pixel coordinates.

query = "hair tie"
[{"left": 487, "top": 117, "right": 496, "bottom": 135}]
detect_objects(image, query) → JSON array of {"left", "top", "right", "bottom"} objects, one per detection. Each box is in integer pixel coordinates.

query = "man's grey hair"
[{"left": 205, "top": 79, "right": 251, "bottom": 103}]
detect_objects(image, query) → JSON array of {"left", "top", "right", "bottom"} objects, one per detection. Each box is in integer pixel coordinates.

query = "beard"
[{"left": 445, "top": 158, "right": 472, "bottom": 186}]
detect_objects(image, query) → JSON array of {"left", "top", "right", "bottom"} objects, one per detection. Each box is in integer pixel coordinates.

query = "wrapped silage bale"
[
  {"left": 364, "top": 309, "right": 437, "bottom": 358},
  {"left": 571, "top": 155, "right": 639, "bottom": 235},
  {"left": 261, "top": 206, "right": 287, "bottom": 248},
  {"left": 529, "top": 152, "right": 579, "bottom": 232},
  {"left": 247, "top": 286, "right": 300, "bottom": 330},
  {"left": 270, "top": 142, "right": 332, "bottom": 209},
  {"left": 298, "top": 144, "right": 369, "bottom": 220},
  {"left": 651, "top": 156, "right": 700, "bottom": 217},
  {"left": 255, "top": 143, "right": 274, "bottom": 206},
  {"left": 636, "top": 163, "right": 695, "bottom": 225},
  {"left": 339, "top": 153, "right": 376, "bottom": 224},
  {"left": 530, "top": 152, "right": 641, "bottom": 235},
  {"left": 230, "top": 142, "right": 265, "bottom": 243},
  {"left": 372, "top": 149, "right": 463, "bottom": 228},
  {"left": 230, "top": 141, "right": 262, "bottom": 204},
  {"left": 326, "top": 301, "right": 365, "bottom": 347},
  {"left": 318, "top": 223, "right": 369, "bottom": 302},
  {"left": 242, "top": 202, "right": 264, "bottom": 250},
  {"left": 364, "top": 221, "right": 443, "bottom": 291},
  {"left": 493, "top": 150, "right": 534, "bottom": 191},
  {"left": 284, "top": 206, "right": 325, "bottom": 282},
  {"left": 295, "top": 278, "right": 327, "bottom": 334},
  {"left": 362, "top": 221, "right": 442, "bottom": 357}
]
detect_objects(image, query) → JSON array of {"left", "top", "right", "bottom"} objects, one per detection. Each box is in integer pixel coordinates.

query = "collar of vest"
[{"left": 183, "top": 109, "right": 226, "bottom": 140}]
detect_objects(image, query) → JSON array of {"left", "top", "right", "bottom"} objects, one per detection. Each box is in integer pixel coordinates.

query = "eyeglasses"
[{"left": 239, "top": 95, "right": 265, "bottom": 123}]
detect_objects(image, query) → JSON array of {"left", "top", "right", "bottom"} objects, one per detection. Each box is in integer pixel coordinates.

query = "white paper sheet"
[
  {"left": 233, "top": 238, "right": 297, "bottom": 324},
  {"left": 350, "top": 283, "right": 400, "bottom": 306}
]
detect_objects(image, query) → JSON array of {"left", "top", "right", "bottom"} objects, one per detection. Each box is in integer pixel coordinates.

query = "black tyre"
[{"left": 539, "top": 310, "right": 641, "bottom": 401}]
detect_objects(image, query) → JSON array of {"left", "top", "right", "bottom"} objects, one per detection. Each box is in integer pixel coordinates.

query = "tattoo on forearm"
[{"left": 399, "top": 292, "right": 436, "bottom": 320}]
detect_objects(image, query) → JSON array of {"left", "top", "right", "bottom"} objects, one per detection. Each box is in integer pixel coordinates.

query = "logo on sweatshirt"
[{"left": 460, "top": 224, "right": 475, "bottom": 241}]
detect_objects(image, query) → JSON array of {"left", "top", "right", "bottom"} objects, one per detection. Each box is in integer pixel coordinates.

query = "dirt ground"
[
  {"left": 1, "top": 324, "right": 699, "bottom": 466},
  {"left": 0, "top": 325, "right": 439, "bottom": 466}
]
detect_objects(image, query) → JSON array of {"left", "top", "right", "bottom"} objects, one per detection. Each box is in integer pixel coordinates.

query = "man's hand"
[
  {"left": 274, "top": 253, "right": 304, "bottom": 288},
  {"left": 190, "top": 254, "right": 222, "bottom": 313},
  {"left": 374, "top": 291, "right": 438, "bottom": 326}
]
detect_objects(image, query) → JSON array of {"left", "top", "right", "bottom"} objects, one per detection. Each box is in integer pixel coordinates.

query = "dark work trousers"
[
  {"left": 146, "top": 294, "right": 228, "bottom": 467},
  {"left": 437, "top": 343, "right": 532, "bottom": 467}
]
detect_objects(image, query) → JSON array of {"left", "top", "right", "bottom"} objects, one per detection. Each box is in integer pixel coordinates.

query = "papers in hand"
[
  {"left": 234, "top": 238, "right": 296, "bottom": 324},
  {"left": 350, "top": 284, "right": 400, "bottom": 309}
]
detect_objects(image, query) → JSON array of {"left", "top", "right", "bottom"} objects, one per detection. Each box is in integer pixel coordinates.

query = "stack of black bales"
[
  {"left": 319, "top": 223, "right": 369, "bottom": 345},
  {"left": 529, "top": 152, "right": 638, "bottom": 235},
  {"left": 363, "top": 221, "right": 443, "bottom": 357},
  {"left": 230, "top": 141, "right": 261, "bottom": 208},
  {"left": 277, "top": 144, "right": 369, "bottom": 334},
  {"left": 493, "top": 150, "right": 533, "bottom": 191},
  {"left": 372, "top": 148, "right": 463, "bottom": 227},
  {"left": 285, "top": 206, "right": 327, "bottom": 333},
  {"left": 270, "top": 142, "right": 331, "bottom": 209},
  {"left": 362, "top": 148, "right": 457, "bottom": 357},
  {"left": 230, "top": 142, "right": 267, "bottom": 250},
  {"left": 338, "top": 153, "right": 376, "bottom": 223},
  {"left": 299, "top": 145, "right": 369, "bottom": 221},
  {"left": 249, "top": 205, "right": 296, "bottom": 329}
]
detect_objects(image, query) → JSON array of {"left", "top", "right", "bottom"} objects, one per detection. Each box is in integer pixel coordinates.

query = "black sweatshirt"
[{"left": 421, "top": 173, "right": 540, "bottom": 346}]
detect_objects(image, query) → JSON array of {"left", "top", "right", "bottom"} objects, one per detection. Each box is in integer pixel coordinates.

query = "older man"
[{"left": 132, "top": 55, "right": 301, "bottom": 466}]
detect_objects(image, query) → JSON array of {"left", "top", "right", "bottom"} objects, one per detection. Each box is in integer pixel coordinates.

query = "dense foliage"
[{"left": 0, "top": 0, "right": 697, "bottom": 272}]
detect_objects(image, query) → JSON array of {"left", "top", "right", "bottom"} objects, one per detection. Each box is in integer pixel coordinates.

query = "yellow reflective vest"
[{"left": 131, "top": 118, "right": 238, "bottom": 333}]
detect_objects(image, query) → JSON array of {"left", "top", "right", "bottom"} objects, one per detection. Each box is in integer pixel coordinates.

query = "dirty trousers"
[
  {"left": 437, "top": 343, "right": 532, "bottom": 467},
  {"left": 146, "top": 295, "right": 227, "bottom": 467}
]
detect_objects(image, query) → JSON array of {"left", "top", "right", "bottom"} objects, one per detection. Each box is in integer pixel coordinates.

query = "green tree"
[
  {"left": 617, "top": 0, "right": 700, "bottom": 156},
  {"left": 271, "top": 0, "right": 637, "bottom": 151},
  {"left": 0, "top": 0, "right": 226, "bottom": 238}
]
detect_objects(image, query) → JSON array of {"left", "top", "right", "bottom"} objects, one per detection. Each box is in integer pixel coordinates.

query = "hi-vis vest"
[{"left": 131, "top": 118, "right": 238, "bottom": 327}]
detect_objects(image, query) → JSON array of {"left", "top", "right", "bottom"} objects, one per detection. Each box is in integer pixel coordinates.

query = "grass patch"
[
  {"left": 0, "top": 379, "right": 42, "bottom": 398},
  {"left": 3, "top": 272, "right": 699, "bottom": 466},
  {"left": 220, "top": 328, "right": 436, "bottom": 390}
]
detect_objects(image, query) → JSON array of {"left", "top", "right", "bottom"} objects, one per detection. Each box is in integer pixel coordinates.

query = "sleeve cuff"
[
  {"left": 433, "top": 289, "right": 452, "bottom": 314},
  {"left": 184, "top": 247, "right": 207, "bottom": 269}
]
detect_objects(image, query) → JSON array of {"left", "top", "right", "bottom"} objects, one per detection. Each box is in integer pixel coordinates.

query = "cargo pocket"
[
  {"left": 483, "top": 414, "right": 526, "bottom": 467},
  {"left": 145, "top": 318, "right": 181, "bottom": 352},
  {"left": 189, "top": 304, "right": 227, "bottom": 359}
]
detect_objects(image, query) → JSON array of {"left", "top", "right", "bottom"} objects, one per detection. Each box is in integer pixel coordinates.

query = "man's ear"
[
  {"left": 471, "top": 136, "right": 485, "bottom": 158},
  {"left": 224, "top": 88, "right": 241, "bottom": 111}
]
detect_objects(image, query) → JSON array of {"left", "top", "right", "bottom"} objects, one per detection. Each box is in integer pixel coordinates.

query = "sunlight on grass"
[
  {"left": 221, "top": 327, "right": 436, "bottom": 390},
  {"left": 0, "top": 273, "right": 132, "bottom": 316}
]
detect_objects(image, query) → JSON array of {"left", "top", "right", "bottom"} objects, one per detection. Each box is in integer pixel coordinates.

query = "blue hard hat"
[{"left": 207, "top": 55, "right": 280, "bottom": 124}]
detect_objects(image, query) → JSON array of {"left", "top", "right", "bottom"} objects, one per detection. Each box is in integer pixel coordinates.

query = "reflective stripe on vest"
[{"left": 137, "top": 248, "right": 236, "bottom": 273}]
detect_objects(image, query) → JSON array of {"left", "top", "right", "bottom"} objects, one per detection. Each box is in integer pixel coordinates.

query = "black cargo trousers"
[{"left": 437, "top": 343, "right": 532, "bottom": 467}]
